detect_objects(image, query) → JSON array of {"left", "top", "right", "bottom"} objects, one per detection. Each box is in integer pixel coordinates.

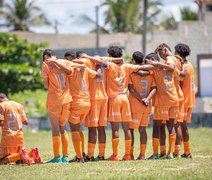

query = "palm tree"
[
  {"left": 0, "top": 0, "right": 50, "bottom": 31},
  {"left": 180, "top": 7, "right": 198, "bottom": 21}
]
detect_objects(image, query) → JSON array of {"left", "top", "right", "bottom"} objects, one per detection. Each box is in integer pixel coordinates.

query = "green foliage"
[
  {"left": 159, "top": 15, "right": 178, "bottom": 30},
  {"left": 0, "top": 0, "right": 50, "bottom": 31},
  {"left": 180, "top": 7, "right": 198, "bottom": 21},
  {"left": 10, "top": 89, "right": 47, "bottom": 117},
  {"left": 0, "top": 33, "right": 47, "bottom": 95}
]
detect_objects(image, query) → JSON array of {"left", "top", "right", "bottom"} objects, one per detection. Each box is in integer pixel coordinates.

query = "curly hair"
[
  {"left": 132, "top": 51, "right": 144, "bottom": 64},
  {"left": 107, "top": 46, "right": 123, "bottom": 58},
  {"left": 64, "top": 50, "right": 76, "bottom": 59},
  {"left": 174, "top": 43, "right": 191, "bottom": 58}
]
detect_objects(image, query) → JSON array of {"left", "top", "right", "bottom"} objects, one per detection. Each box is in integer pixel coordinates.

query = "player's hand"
[
  {"left": 146, "top": 59, "right": 158, "bottom": 66},
  {"left": 141, "top": 98, "right": 149, "bottom": 107},
  {"left": 80, "top": 53, "right": 89, "bottom": 59},
  {"left": 77, "top": 64, "right": 86, "bottom": 71},
  {"left": 45, "top": 56, "right": 56, "bottom": 64}
]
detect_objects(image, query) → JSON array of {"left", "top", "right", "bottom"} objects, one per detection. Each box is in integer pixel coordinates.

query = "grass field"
[{"left": 0, "top": 128, "right": 212, "bottom": 179}]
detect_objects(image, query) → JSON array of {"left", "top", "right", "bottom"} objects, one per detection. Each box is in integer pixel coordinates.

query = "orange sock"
[
  {"left": 87, "top": 142, "right": 96, "bottom": 158},
  {"left": 160, "top": 145, "right": 166, "bottom": 155},
  {"left": 7, "top": 153, "right": 20, "bottom": 163},
  {"left": 140, "top": 144, "right": 146, "bottom": 156},
  {"left": 130, "top": 146, "right": 134, "bottom": 157},
  {"left": 79, "top": 130, "right": 85, "bottom": 153},
  {"left": 125, "top": 140, "right": 132, "bottom": 155},
  {"left": 52, "top": 136, "right": 60, "bottom": 157},
  {"left": 61, "top": 132, "right": 69, "bottom": 156},
  {"left": 184, "top": 141, "right": 191, "bottom": 155},
  {"left": 153, "top": 138, "right": 159, "bottom": 155},
  {"left": 71, "top": 132, "right": 82, "bottom": 158},
  {"left": 112, "top": 138, "right": 120, "bottom": 156},
  {"left": 174, "top": 145, "right": 181, "bottom": 155},
  {"left": 98, "top": 143, "right": 106, "bottom": 157},
  {"left": 168, "top": 134, "right": 176, "bottom": 155}
]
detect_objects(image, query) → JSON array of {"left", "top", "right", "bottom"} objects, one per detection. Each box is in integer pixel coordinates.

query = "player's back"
[
  {"left": 69, "top": 67, "right": 96, "bottom": 99},
  {"left": 181, "top": 61, "right": 196, "bottom": 107},
  {"left": 129, "top": 73, "right": 155, "bottom": 113},
  {"left": 41, "top": 59, "right": 72, "bottom": 105},
  {"left": 0, "top": 100, "right": 26, "bottom": 147},
  {"left": 105, "top": 63, "right": 139, "bottom": 98}
]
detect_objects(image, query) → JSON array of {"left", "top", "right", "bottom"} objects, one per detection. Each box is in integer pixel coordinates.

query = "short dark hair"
[
  {"left": 145, "top": 53, "right": 160, "bottom": 62},
  {"left": 155, "top": 43, "right": 172, "bottom": 53},
  {"left": 132, "top": 51, "right": 144, "bottom": 64},
  {"left": 174, "top": 43, "right": 191, "bottom": 58},
  {"left": 107, "top": 46, "right": 123, "bottom": 58},
  {"left": 0, "top": 93, "right": 8, "bottom": 100},
  {"left": 76, "top": 51, "right": 84, "bottom": 59},
  {"left": 64, "top": 50, "right": 76, "bottom": 59},
  {"left": 43, "top": 49, "right": 55, "bottom": 61}
]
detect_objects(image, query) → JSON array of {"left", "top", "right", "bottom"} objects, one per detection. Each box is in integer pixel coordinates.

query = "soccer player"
[
  {"left": 0, "top": 93, "right": 41, "bottom": 165},
  {"left": 48, "top": 51, "right": 100, "bottom": 163},
  {"left": 128, "top": 51, "right": 156, "bottom": 160},
  {"left": 146, "top": 48, "right": 178, "bottom": 159},
  {"left": 41, "top": 49, "right": 76, "bottom": 163},
  {"left": 82, "top": 46, "right": 145, "bottom": 161},
  {"left": 174, "top": 43, "right": 196, "bottom": 158}
]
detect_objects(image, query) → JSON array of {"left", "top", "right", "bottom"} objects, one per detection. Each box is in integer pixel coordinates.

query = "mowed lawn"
[{"left": 0, "top": 128, "right": 212, "bottom": 179}]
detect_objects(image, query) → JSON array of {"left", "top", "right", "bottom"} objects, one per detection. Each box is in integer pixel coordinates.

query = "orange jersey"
[
  {"left": 0, "top": 101, "right": 27, "bottom": 147},
  {"left": 41, "top": 59, "right": 74, "bottom": 105},
  {"left": 173, "top": 57, "right": 184, "bottom": 102},
  {"left": 152, "top": 56, "right": 178, "bottom": 107},
  {"left": 104, "top": 62, "right": 141, "bottom": 98},
  {"left": 81, "top": 58, "right": 107, "bottom": 100},
  {"left": 181, "top": 61, "right": 196, "bottom": 108},
  {"left": 129, "top": 73, "right": 156, "bottom": 114},
  {"left": 69, "top": 67, "right": 97, "bottom": 99}
]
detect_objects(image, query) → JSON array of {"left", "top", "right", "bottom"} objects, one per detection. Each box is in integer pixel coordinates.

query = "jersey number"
[
  {"left": 164, "top": 75, "right": 173, "bottom": 92},
  {"left": 56, "top": 73, "right": 66, "bottom": 90},
  {"left": 6, "top": 113, "right": 22, "bottom": 130},
  {"left": 140, "top": 80, "right": 148, "bottom": 97}
]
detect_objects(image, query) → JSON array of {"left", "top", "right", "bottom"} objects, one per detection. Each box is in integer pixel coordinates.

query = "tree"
[
  {"left": 104, "top": 0, "right": 162, "bottom": 33},
  {"left": 0, "top": 33, "right": 47, "bottom": 95},
  {"left": 158, "top": 15, "right": 178, "bottom": 30},
  {"left": 180, "top": 7, "right": 198, "bottom": 21},
  {"left": 0, "top": 0, "right": 50, "bottom": 31}
]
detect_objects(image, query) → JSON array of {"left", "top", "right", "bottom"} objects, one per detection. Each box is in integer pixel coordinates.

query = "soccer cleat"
[
  {"left": 173, "top": 154, "right": 181, "bottom": 159},
  {"left": 15, "top": 160, "right": 24, "bottom": 164},
  {"left": 61, "top": 156, "right": 69, "bottom": 163},
  {"left": 108, "top": 154, "right": 119, "bottom": 161},
  {"left": 159, "top": 154, "right": 167, "bottom": 159},
  {"left": 83, "top": 152, "right": 88, "bottom": 162},
  {"left": 131, "top": 155, "right": 135, "bottom": 160},
  {"left": 95, "top": 156, "right": 105, "bottom": 161},
  {"left": 69, "top": 157, "right": 85, "bottom": 163},
  {"left": 86, "top": 156, "right": 95, "bottom": 161},
  {"left": 166, "top": 154, "right": 174, "bottom": 159},
  {"left": 122, "top": 154, "right": 132, "bottom": 161},
  {"left": 31, "top": 148, "right": 42, "bottom": 164},
  {"left": 20, "top": 149, "right": 32, "bottom": 165},
  {"left": 147, "top": 154, "right": 160, "bottom": 160},
  {"left": 47, "top": 156, "right": 62, "bottom": 163},
  {"left": 181, "top": 153, "right": 192, "bottom": 159},
  {"left": 136, "top": 154, "right": 146, "bottom": 160}
]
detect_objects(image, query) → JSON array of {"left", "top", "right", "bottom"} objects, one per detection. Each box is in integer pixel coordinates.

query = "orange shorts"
[
  {"left": 183, "top": 108, "right": 192, "bottom": 123},
  {"left": 175, "top": 100, "right": 184, "bottom": 124},
  {"left": 0, "top": 146, "right": 23, "bottom": 158},
  {"left": 47, "top": 103, "right": 70, "bottom": 126},
  {"left": 85, "top": 99, "right": 108, "bottom": 127},
  {"left": 69, "top": 98, "right": 91, "bottom": 125},
  {"left": 153, "top": 106, "right": 179, "bottom": 121},
  {"left": 129, "top": 113, "right": 150, "bottom": 129},
  {"left": 108, "top": 94, "right": 131, "bottom": 122}
]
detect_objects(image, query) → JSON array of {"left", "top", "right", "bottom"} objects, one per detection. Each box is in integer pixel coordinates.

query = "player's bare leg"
[
  {"left": 159, "top": 123, "right": 166, "bottom": 158},
  {"left": 166, "top": 119, "right": 176, "bottom": 159},
  {"left": 174, "top": 122, "right": 183, "bottom": 158},
  {"left": 96, "top": 126, "right": 106, "bottom": 160},
  {"left": 137, "top": 126, "right": 147, "bottom": 160},
  {"left": 87, "top": 127, "right": 97, "bottom": 161},
  {"left": 59, "top": 125, "right": 69, "bottom": 162},
  {"left": 130, "top": 128, "right": 134, "bottom": 159}
]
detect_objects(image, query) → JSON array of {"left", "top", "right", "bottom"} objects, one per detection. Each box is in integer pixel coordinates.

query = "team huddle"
[{"left": 0, "top": 43, "right": 195, "bottom": 165}]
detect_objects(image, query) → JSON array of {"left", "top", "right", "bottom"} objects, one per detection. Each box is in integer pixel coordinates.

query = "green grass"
[
  {"left": 9, "top": 89, "right": 47, "bottom": 117},
  {"left": 0, "top": 128, "right": 212, "bottom": 179}
]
